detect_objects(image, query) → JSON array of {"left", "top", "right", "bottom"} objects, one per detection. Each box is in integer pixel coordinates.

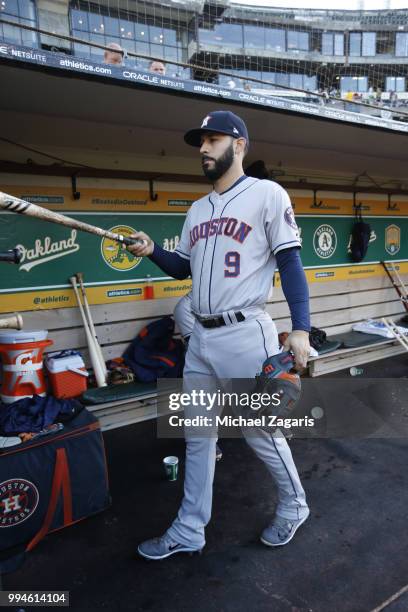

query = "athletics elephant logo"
[
  {"left": 313, "top": 224, "right": 337, "bottom": 259},
  {"left": 101, "top": 225, "right": 142, "bottom": 271}
]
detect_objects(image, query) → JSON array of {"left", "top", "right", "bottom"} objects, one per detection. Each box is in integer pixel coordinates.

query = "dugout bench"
[{"left": 2, "top": 268, "right": 406, "bottom": 430}]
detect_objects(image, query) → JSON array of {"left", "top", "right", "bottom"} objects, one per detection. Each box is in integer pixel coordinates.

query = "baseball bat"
[
  {"left": 381, "top": 261, "right": 408, "bottom": 312},
  {"left": 0, "top": 192, "right": 145, "bottom": 247},
  {"left": 76, "top": 272, "right": 108, "bottom": 380},
  {"left": 381, "top": 317, "right": 408, "bottom": 352},
  {"left": 70, "top": 276, "right": 107, "bottom": 388},
  {"left": 0, "top": 248, "right": 22, "bottom": 264},
  {"left": 0, "top": 313, "right": 23, "bottom": 329},
  {"left": 389, "top": 262, "right": 408, "bottom": 300}
]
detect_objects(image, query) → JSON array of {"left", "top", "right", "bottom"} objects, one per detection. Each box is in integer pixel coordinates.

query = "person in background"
[
  {"left": 328, "top": 87, "right": 338, "bottom": 104},
  {"left": 352, "top": 92, "right": 361, "bottom": 113},
  {"left": 149, "top": 60, "right": 166, "bottom": 76},
  {"left": 103, "top": 42, "right": 124, "bottom": 66},
  {"left": 390, "top": 91, "right": 398, "bottom": 108},
  {"left": 344, "top": 89, "right": 354, "bottom": 111}
]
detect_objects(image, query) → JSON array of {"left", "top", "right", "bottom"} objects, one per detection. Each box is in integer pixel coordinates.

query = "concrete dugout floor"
[{"left": 3, "top": 354, "right": 408, "bottom": 612}]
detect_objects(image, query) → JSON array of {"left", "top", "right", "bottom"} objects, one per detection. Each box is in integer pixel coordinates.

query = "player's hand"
[
  {"left": 283, "top": 330, "right": 310, "bottom": 371},
  {"left": 127, "top": 231, "right": 154, "bottom": 257}
]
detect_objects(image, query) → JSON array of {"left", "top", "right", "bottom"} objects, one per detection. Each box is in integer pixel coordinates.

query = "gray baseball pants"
[{"left": 166, "top": 310, "right": 309, "bottom": 549}]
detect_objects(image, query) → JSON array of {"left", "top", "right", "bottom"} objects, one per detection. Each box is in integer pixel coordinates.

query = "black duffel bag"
[{"left": 0, "top": 408, "right": 111, "bottom": 573}]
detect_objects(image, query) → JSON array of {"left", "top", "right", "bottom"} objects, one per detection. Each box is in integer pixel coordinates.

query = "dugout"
[{"left": 0, "top": 46, "right": 408, "bottom": 428}]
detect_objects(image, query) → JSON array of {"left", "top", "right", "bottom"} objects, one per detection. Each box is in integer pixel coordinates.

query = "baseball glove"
[{"left": 250, "top": 351, "right": 301, "bottom": 431}]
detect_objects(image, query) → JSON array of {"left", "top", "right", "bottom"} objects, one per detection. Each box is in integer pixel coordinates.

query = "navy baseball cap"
[{"left": 184, "top": 111, "right": 249, "bottom": 147}]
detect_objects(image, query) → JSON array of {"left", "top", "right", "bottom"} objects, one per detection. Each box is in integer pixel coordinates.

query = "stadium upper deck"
[{"left": 0, "top": 0, "right": 408, "bottom": 131}]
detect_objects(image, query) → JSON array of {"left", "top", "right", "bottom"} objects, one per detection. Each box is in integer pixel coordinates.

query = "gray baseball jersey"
[{"left": 175, "top": 177, "right": 300, "bottom": 315}]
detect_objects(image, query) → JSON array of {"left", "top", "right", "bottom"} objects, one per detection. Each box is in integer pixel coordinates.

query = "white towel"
[{"left": 353, "top": 319, "right": 408, "bottom": 339}]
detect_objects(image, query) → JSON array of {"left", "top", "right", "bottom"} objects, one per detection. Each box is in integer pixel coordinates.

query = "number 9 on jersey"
[{"left": 225, "top": 251, "right": 240, "bottom": 277}]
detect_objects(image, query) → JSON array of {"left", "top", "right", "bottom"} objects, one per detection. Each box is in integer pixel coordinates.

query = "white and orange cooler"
[
  {"left": 45, "top": 350, "right": 88, "bottom": 399},
  {"left": 0, "top": 330, "right": 52, "bottom": 404}
]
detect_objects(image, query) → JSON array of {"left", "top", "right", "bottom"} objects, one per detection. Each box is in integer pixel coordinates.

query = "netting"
[
  {"left": 68, "top": 0, "right": 194, "bottom": 79},
  {"left": 0, "top": 0, "right": 38, "bottom": 47},
  {"left": 1, "top": 0, "right": 408, "bottom": 114}
]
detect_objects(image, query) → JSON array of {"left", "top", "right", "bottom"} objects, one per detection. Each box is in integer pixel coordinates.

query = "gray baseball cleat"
[
  {"left": 138, "top": 534, "right": 204, "bottom": 560},
  {"left": 260, "top": 511, "right": 309, "bottom": 547}
]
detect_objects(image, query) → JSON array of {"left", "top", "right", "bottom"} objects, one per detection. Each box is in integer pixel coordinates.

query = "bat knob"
[{"left": 0, "top": 248, "right": 22, "bottom": 264}]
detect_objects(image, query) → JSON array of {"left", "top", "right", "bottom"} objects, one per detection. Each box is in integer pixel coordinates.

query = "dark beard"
[{"left": 202, "top": 141, "right": 234, "bottom": 182}]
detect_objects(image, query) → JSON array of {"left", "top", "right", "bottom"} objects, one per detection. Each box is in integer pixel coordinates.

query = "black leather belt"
[{"left": 195, "top": 311, "right": 245, "bottom": 328}]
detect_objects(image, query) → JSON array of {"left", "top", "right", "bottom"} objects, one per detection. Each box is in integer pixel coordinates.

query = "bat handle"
[
  {"left": 121, "top": 236, "right": 146, "bottom": 247},
  {"left": 0, "top": 248, "right": 22, "bottom": 264}
]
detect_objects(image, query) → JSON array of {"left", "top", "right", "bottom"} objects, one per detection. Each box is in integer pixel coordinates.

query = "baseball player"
[{"left": 128, "top": 110, "right": 311, "bottom": 560}]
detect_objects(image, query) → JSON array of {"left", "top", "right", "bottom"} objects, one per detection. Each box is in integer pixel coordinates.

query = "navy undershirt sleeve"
[
  {"left": 276, "top": 247, "right": 311, "bottom": 332},
  {"left": 148, "top": 242, "right": 191, "bottom": 280}
]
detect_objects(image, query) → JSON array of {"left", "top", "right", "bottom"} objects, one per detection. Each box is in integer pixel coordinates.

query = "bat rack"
[
  {"left": 352, "top": 192, "right": 363, "bottom": 212},
  {"left": 311, "top": 189, "right": 323, "bottom": 208},
  {"left": 387, "top": 194, "right": 398, "bottom": 211},
  {"left": 71, "top": 174, "right": 81, "bottom": 200},
  {"left": 149, "top": 179, "right": 158, "bottom": 201}
]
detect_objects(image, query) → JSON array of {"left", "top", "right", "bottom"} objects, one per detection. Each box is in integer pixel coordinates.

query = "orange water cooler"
[{"left": 0, "top": 330, "right": 52, "bottom": 404}]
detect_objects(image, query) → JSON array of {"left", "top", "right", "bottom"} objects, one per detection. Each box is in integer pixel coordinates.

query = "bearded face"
[{"left": 201, "top": 138, "right": 235, "bottom": 182}]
